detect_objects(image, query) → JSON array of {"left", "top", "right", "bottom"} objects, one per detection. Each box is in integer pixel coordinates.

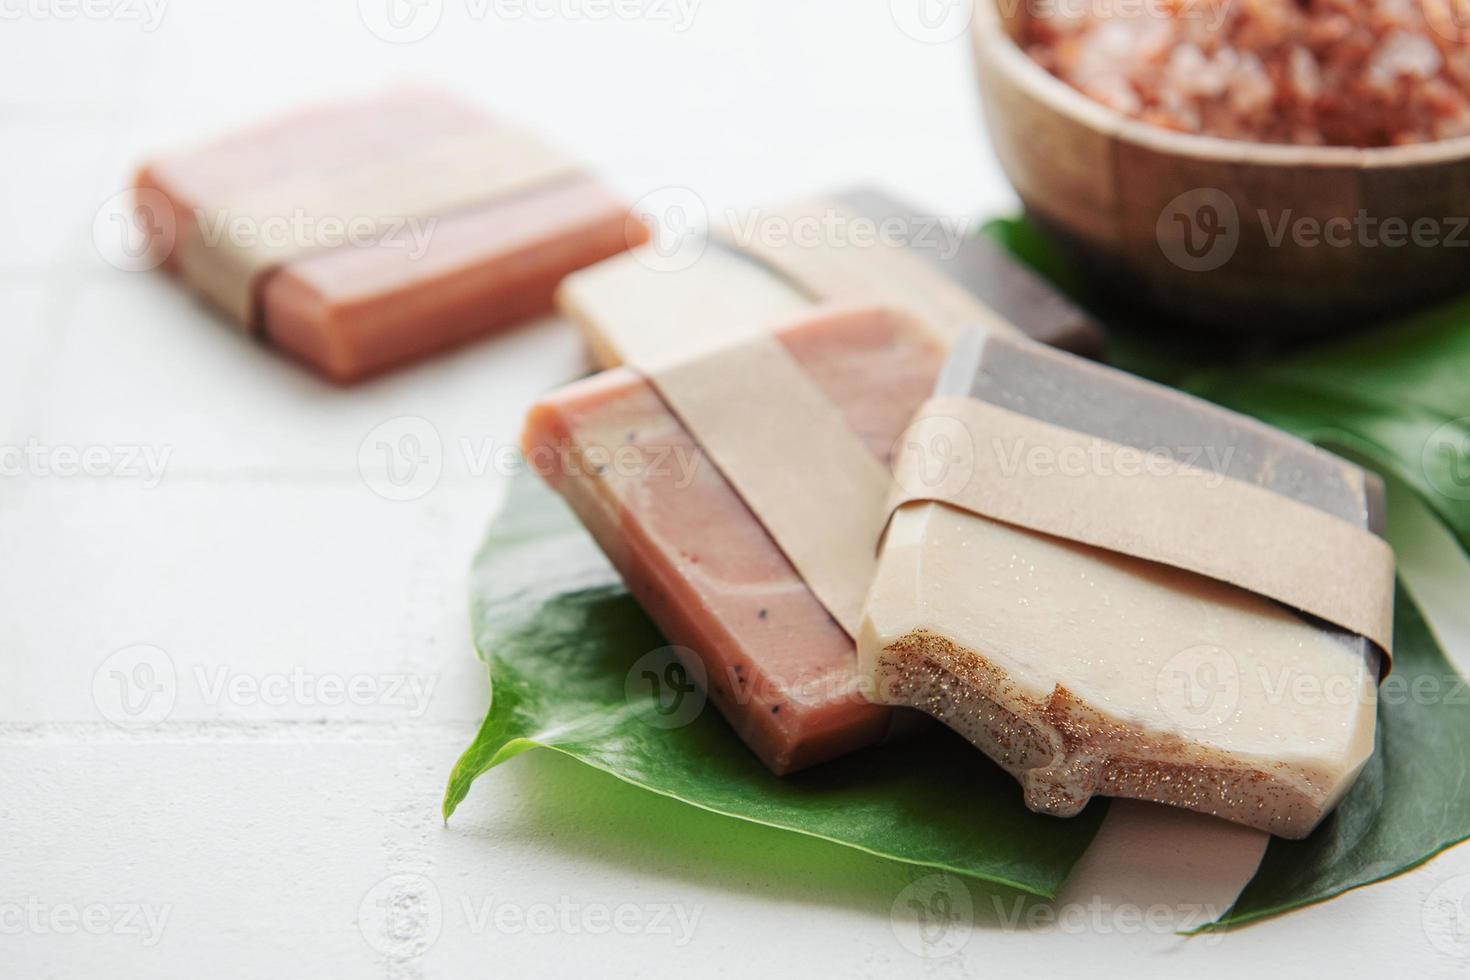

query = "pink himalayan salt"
[{"left": 1022, "top": 0, "right": 1470, "bottom": 146}]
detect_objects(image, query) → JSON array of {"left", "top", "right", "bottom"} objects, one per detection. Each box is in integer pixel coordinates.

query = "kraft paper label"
[
  {"left": 611, "top": 304, "right": 933, "bottom": 637},
  {"left": 885, "top": 395, "right": 1397, "bottom": 662},
  {"left": 718, "top": 198, "right": 1021, "bottom": 344},
  {"left": 175, "top": 124, "right": 578, "bottom": 329}
]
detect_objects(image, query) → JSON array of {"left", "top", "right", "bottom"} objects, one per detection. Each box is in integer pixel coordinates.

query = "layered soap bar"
[
  {"left": 557, "top": 188, "right": 1103, "bottom": 370},
  {"left": 137, "top": 88, "right": 646, "bottom": 382},
  {"left": 859, "top": 330, "right": 1386, "bottom": 838},
  {"left": 523, "top": 308, "right": 945, "bottom": 774},
  {"left": 834, "top": 189, "right": 1102, "bottom": 354}
]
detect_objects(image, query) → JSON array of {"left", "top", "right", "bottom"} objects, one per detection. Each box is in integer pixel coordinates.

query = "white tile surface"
[{"left": 3, "top": 2, "right": 1467, "bottom": 977}]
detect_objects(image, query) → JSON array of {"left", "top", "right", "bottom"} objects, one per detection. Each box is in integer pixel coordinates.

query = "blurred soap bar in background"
[
  {"left": 860, "top": 328, "right": 1387, "bottom": 838},
  {"left": 557, "top": 186, "right": 1104, "bottom": 369},
  {"left": 522, "top": 307, "right": 945, "bottom": 774},
  {"left": 136, "top": 88, "right": 648, "bottom": 382}
]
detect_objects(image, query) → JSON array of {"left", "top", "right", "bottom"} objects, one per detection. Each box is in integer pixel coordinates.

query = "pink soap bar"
[
  {"left": 522, "top": 309, "right": 944, "bottom": 774},
  {"left": 261, "top": 179, "right": 636, "bottom": 381},
  {"left": 136, "top": 89, "right": 647, "bottom": 382}
]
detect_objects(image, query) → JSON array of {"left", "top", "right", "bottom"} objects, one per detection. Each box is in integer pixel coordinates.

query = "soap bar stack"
[
  {"left": 558, "top": 187, "right": 1104, "bottom": 368},
  {"left": 137, "top": 88, "right": 646, "bottom": 381},
  {"left": 859, "top": 329, "right": 1389, "bottom": 838},
  {"left": 524, "top": 307, "right": 945, "bottom": 773}
]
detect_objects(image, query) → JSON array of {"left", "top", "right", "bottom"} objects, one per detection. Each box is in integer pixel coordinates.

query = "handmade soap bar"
[
  {"left": 557, "top": 188, "right": 1103, "bottom": 370},
  {"left": 859, "top": 329, "right": 1387, "bottom": 838},
  {"left": 558, "top": 246, "right": 810, "bottom": 371},
  {"left": 834, "top": 189, "right": 1102, "bottom": 355},
  {"left": 523, "top": 307, "right": 945, "bottom": 774},
  {"left": 136, "top": 88, "right": 646, "bottom": 382}
]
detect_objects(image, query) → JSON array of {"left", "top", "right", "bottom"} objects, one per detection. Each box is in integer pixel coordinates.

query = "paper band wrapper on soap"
[
  {"left": 713, "top": 197, "right": 1021, "bottom": 345},
  {"left": 882, "top": 395, "right": 1395, "bottom": 667},
  {"left": 611, "top": 304, "right": 922, "bottom": 640},
  {"left": 174, "top": 122, "right": 579, "bottom": 330},
  {"left": 558, "top": 189, "right": 1105, "bottom": 370}
]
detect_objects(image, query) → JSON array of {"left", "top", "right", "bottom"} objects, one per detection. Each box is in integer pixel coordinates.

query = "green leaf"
[
  {"left": 987, "top": 216, "right": 1470, "bottom": 928},
  {"left": 1187, "top": 312, "right": 1470, "bottom": 552},
  {"left": 1208, "top": 587, "right": 1470, "bottom": 928},
  {"left": 447, "top": 218, "right": 1470, "bottom": 926},
  {"left": 444, "top": 473, "right": 1106, "bottom": 898}
]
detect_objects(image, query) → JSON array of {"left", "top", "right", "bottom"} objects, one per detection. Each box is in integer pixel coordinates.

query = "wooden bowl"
[{"left": 970, "top": 0, "right": 1470, "bottom": 333}]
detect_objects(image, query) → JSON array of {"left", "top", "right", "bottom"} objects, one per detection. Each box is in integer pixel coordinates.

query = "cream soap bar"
[
  {"left": 859, "top": 329, "right": 1386, "bottom": 838},
  {"left": 557, "top": 187, "right": 1103, "bottom": 370}
]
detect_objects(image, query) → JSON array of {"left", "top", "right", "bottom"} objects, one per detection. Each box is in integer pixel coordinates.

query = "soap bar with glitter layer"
[
  {"left": 858, "top": 329, "right": 1385, "bottom": 838},
  {"left": 136, "top": 88, "right": 646, "bottom": 382},
  {"left": 522, "top": 307, "right": 945, "bottom": 774}
]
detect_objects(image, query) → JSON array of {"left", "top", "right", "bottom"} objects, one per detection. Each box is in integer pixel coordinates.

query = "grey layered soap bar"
[{"left": 858, "top": 329, "right": 1385, "bottom": 838}]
